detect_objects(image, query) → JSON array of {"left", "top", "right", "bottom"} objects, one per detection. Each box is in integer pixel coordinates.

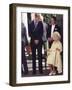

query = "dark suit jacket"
[
  {"left": 21, "top": 23, "right": 28, "bottom": 46},
  {"left": 47, "top": 24, "right": 62, "bottom": 38},
  {"left": 28, "top": 21, "right": 43, "bottom": 41}
]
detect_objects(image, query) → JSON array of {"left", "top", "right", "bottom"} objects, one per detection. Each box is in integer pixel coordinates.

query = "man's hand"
[
  {"left": 34, "top": 40, "right": 39, "bottom": 45},
  {"left": 48, "top": 37, "right": 53, "bottom": 42},
  {"left": 26, "top": 45, "right": 31, "bottom": 54}
]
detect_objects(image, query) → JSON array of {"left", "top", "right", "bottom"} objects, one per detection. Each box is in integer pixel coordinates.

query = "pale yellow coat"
[{"left": 47, "top": 41, "right": 62, "bottom": 73}]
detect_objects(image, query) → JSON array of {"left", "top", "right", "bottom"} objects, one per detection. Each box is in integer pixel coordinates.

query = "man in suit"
[
  {"left": 28, "top": 14, "right": 43, "bottom": 74},
  {"left": 21, "top": 23, "right": 28, "bottom": 75},
  {"left": 47, "top": 16, "right": 62, "bottom": 48}
]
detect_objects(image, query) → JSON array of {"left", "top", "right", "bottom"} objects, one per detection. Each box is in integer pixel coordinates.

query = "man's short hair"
[
  {"left": 35, "top": 13, "right": 40, "bottom": 18},
  {"left": 51, "top": 16, "right": 57, "bottom": 21}
]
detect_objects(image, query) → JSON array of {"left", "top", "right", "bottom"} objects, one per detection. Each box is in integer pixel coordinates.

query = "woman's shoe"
[
  {"left": 52, "top": 71, "right": 56, "bottom": 75},
  {"left": 49, "top": 71, "right": 53, "bottom": 76}
]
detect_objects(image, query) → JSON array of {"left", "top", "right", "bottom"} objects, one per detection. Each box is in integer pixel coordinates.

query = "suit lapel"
[
  {"left": 50, "top": 25, "right": 52, "bottom": 35},
  {"left": 54, "top": 25, "right": 58, "bottom": 32},
  {"left": 32, "top": 21, "right": 35, "bottom": 31}
]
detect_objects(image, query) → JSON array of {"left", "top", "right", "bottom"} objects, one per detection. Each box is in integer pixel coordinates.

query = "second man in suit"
[{"left": 47, "top": 16, "right": 62, "bottom": 48}]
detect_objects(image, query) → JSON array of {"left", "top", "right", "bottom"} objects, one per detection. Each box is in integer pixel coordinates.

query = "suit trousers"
[
  {"left": 22, "top": 41, "right": 28, "bottom": 73},
  {"left": 31, "top": 40, "right": 43, "bottom": 73}
]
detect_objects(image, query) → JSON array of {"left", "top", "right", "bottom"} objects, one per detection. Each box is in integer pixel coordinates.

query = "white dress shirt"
[{"left": 51, "top": 24, "right": 55, "bottom": 37}]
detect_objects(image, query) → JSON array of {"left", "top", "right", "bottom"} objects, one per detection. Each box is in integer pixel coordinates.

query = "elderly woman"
[{"left": 47, "top": 31, "right": 62, "bottom": 75}]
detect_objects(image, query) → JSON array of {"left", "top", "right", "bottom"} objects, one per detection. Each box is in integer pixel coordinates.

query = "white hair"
[{"left": 52, "top": 31, "right": 61, "bottom": 40}]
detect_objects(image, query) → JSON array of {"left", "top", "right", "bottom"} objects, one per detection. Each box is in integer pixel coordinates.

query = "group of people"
[{"left": 21, "top": 13, "right": 63, "bottom": 76}]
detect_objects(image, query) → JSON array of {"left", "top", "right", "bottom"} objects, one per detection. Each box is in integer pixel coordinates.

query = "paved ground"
[{"left": 22, "top": 69, "right": 63, "bottom": 77}]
